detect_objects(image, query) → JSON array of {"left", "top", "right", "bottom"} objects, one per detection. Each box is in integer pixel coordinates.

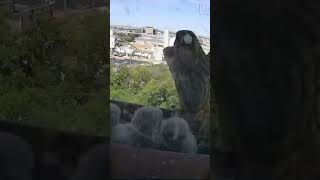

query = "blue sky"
[{"left": 110, "top": 0, "right": 210, "bottom": 37}]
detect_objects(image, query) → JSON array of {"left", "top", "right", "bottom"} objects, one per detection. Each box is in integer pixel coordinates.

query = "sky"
[{"left": 110, "top": 0, "right": 210, "bottom": 37}]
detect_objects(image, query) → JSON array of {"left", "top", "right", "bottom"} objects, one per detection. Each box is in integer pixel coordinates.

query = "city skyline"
[
  {"left": 110, "top": 0, "right": 210, "bottom": 37},
  {"left": 110, "top": 24, "right": 210, "bottom": 38}
]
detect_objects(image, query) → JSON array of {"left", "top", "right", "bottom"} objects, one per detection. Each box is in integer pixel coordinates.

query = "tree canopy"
[
  {"left": 0, "top": 8, "right": 108, "bottom": 136},
  {"left": 110, "top": 64, "right": 180, "bottom": 110}
]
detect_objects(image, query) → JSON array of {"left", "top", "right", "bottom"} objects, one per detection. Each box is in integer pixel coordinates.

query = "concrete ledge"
[
  {"left": 0, "top": 120, "right": 106, "bottom": 180},
  {"left": 111, "top": 143, "right": 210, "bottom": 179}
]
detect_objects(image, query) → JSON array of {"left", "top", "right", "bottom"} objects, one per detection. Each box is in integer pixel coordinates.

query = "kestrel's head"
[
  {"left": 174, "top": 30, "right": 206, "bottom": 59},
  {"left": 174, "top": 30, "right": 197, "bottom": 48}
]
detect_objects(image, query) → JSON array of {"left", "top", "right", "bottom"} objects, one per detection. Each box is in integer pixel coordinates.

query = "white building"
[
  {"left": 110, "top": 29, "right": 116, "bottom": 49},
  {"left": 163, "top": 29, "right": 170, "bottom": 48},
  {"left": 163, "top": 29, "right": 175, "bottom": 48},
  {"left": 153, "top": 45, "right": 165, "bottom": 63},
  {"left": 145, "top": 27, "right": 154, "bottom": 35},
  {"left": 169, "top": 36, "right": 175, "bottom": 46}
]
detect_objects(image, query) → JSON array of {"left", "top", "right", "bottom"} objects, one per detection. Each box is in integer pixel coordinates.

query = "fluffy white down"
[
  {"left": 110, "top": 103, "right": 121, "bottom": 127},
  {"left": 131, "top": 106, "right": 163, "bottom": 137},
  {"left": 158, "top": 117, "right": 198, "bottom": 154}
]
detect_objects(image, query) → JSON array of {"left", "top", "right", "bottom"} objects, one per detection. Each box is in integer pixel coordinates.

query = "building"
[
  {"left": 111, "top": 25, "right": 160, "bottom": 36},
  {"left": 153, "top": 45, "right": 165, "bottom": 63},
  {"left": 163, "top": 29, "right": 170, "bottom": 48},
  {"left": 163, "top": 30, "right": 176, "bottom": 48},
  {"left": 110, "top": 25, "right": 210, "bottom": 65},
  {"left": 111, "top": 25, "right": 143, "bottom": 34},
  {"left": 144, "top": 26, "right": 154, "bottom": 35},
  {"left": 110, "top": 29, "right": 116, "bottom": 49}
]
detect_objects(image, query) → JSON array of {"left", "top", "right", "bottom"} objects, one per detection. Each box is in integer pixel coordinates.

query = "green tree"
[
  {"left": 0, "top": 8, "right": 108, "bottom": 137},
  {"left": 115, "top": 32, "right": 138, "bottom": 43},
  {"left": 110, "top": 64, "right": 180, "bottom": 110}
]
